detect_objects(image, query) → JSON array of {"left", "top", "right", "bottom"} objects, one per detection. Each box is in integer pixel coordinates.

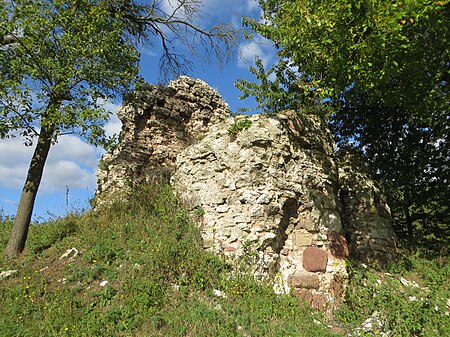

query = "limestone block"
[
  {"left": 298, "top": 209, "right": 321, "bottom": 231},
  {"left": 217, "top": 205, "right": 229, "bottom": 213},
  {"left": 290, "top": 272, "right": 320, "bottom": 289},
  {"left": 293, "top": 231, "right": 313, "bottom": 246}
]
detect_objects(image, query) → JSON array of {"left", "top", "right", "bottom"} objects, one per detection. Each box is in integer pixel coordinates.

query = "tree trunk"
[
  {"left": 5, "top": 122, "right": 55, "bottom": 258},
  {"left": 404, "top": 204, "right": 414, "bottom": 246}
]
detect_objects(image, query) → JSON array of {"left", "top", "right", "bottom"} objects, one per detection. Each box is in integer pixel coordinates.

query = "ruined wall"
[
  {"left": 95, "top": 77, "right": 397, "bottom": 311},
  {"left": 172, "top": 111, "right": 348, "bottom": 310},
  {"left": 339, "top": 158, "right": 397, "bottom": 264},
  {"left": 95, "top": 76, "right": 230, "bottom": 206},
  {"left": 171, "top": 110, "right": 397, "bottom": 310}
]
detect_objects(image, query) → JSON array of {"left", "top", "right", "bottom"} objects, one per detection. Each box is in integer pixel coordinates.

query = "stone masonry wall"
[
  {"left": 172, "top": 111, "right": 349, "bottom": 311},
  {"left": 95, "top": 77, "right": 397, "bottom": 311},
  {"left": 95, "top": 76, "right": 230, "bottom": 206},
  {"left": 339, "top": 157, "right": 397, "bottom": 264}
]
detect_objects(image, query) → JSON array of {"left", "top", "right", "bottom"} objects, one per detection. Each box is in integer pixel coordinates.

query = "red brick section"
[
  {"left": 302, "top": 246, "right": 328, "bottom": 272},
  {"left": 328, "top": 231, "right": 350, "bottom": 259},
  {"left": 223, "top": 246, "right": 237, "bottom": 252},
  {"left": 295, "top": 290, "right": 328, "bottom": 311}
]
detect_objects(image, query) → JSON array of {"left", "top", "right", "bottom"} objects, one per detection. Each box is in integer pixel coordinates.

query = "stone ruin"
[
  {"left": 95, "top": 76, "right": 397, "bottom": 311},
  {"left": 95, "top": 76, "right": 230, "bottom": 205}
]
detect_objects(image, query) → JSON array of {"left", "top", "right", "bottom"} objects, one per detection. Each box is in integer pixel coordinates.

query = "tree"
[
  {"left": 1, "top": 0, "right": 236, "bottom": 258},
  {"left": 237, "top": 0, "right": 449, "bottom": 249}
]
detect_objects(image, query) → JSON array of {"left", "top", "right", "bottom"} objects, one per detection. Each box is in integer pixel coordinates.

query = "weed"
[
  {"left": 336, "top": 256, "right": 450, "bottom": 337},
  {"left": 228, "top": 118, "right": 252, "bottom": 139},
  {"left": 194, "top": 205, "right": 205, "bottom": 217},
  {"left": 27, "top": 216, "right": 77, "bottom": 255}
]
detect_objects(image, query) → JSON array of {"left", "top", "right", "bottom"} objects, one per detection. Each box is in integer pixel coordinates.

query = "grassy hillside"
[{"left": 0, "top": 183, "right": 448, "bottom": 336}]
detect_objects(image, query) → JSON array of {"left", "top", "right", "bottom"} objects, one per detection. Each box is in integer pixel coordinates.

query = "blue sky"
[{"left": 0, "top": 0, "right": 277, "bottom": 221}]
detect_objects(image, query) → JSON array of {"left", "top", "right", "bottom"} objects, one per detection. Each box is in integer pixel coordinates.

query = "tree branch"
[{"left": 5, "top": 32, "right": 54, "bottom": 91}]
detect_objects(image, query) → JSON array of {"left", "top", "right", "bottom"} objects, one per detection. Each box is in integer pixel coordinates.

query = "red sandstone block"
[{"left": 303, "top": 246, "right": 328, "bottom": 272}]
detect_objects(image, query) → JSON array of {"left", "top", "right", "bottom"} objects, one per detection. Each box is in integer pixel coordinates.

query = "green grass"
[
  {"left": 0, "top": 183, "right": 338, "bottom": 337},
  {"left": 1, "top": 183, "right": 448, "bottom": 336},
  {"left": 336, "top": 254, "right": 450, "bottom": 337}
]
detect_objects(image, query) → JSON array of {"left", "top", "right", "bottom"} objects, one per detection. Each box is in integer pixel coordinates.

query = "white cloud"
[
  {"left": 159, "top": 0, "right": 181, "bottom": 13},
  {"left": 104, "top": 110, "right": 122, "bottom": 139},
  {"left": 0, "top": 97, "right": 123, "bottom": 195},
  {"left": 159, "top": 0, "right": 197, "bottom": 20},
  {"left": 0, "top": 139, "right": 35, "bottom": 168},
  {"left": 0, "top": 161, "right": 30, "bottom": 189},
  {"left": 238, "top": 37, "right": 275, "bottom": 68},
  {"left": 188, "top": 0, "right": 275, "bottom": 69},
  {"left": 140, "top": 48, "right": 158, "bottom": 57},
  {"left": 158, "top": 0, "right": 261, "bottom": 30},
  {"left": 245, "top": 0, "right": 260, "bottom": 12},
  {"left": 50, "top": 136, "right": 98, "bottom": 168},
  {"left": 0, "top": 135, "right": 98, "bottom": 193},
  {"left": 199, "top": 0, "right": 261, "bottom": 28},
  {"left": 99, "top": 99, "right": 122, "bottom": 139},
  {"left": 0, "top": 96, "right": 125, "bottom": 195},
  {"left": 41, "top": 159, "right": 95, "bottom": 193},
  {"left": 146, "top": 0, "right": 271, "bottom": 71}
]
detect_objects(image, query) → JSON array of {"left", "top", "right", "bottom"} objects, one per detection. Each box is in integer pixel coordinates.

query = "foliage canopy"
[
  {"left": 0, "top": 0, "right": 140, "bottom": 146},
  {"left": 237, "top": 0, "right": 449, "bottom": 248}
]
